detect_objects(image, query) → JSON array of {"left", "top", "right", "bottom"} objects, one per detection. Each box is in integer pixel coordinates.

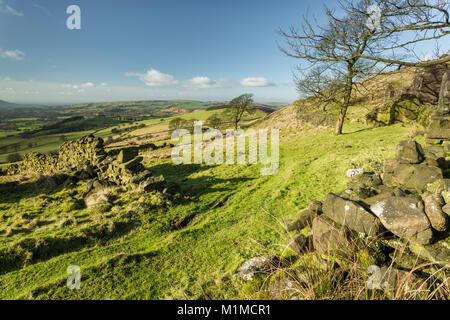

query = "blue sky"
[{"left": 0, "top": 0, "right": 448, "bottom": 104}]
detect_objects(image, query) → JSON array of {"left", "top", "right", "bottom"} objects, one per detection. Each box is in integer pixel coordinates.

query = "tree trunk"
[
  {"left": 334, "top": 63, "right": 354, "bottom": 135},
  {"left": 335, "top": 106, "right": 348, "bottom": 135}
]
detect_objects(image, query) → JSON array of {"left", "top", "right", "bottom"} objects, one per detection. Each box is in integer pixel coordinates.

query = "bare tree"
[
  {"left": 226, "top": 94, "right": 254, "bottom": 130},
  {"left": 349, "top": 0, "right": 450, "bottom": 67},
  {"left": 279, "top": 0, "right": 450, "bottom": 135},
  {"left": 294, "top": 65, "right": 346, "bottom": 112}
]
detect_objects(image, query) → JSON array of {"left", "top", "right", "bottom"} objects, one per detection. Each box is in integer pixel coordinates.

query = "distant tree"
[
  {"left": 27, "top": 142, "right": 34, "bottom": 149},
  {"left": 181, "top": 119, "right": 198, "bottom": 134},
  {"left": 206, "top": 114, "right": 223, "bottom": 129},
  {"left": 59, "top": 135, "right": 67, "bottom": 142},
  {"left": 169, "top": 118, "right": 184, "bottom": 132},
  {"left": 7, "top": 153, "right": 23, "bottom": 163},
  {"left": 225, "top": 94, "right": 254, "bottom": 130}
]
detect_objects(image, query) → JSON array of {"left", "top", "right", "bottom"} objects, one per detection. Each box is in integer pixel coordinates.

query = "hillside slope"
[{"left": 0, "top": 122, "right": 415, "bottom": 299}]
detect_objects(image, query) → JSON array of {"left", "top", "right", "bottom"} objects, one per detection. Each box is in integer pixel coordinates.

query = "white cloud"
[
  {"left": 125, "top": 69, "right": 179, "bottom": 87},
  {"left": 0, "top": 87, "right": 16, "bottom": 94},
  {"left": 81, "top": 82, "right": 94, "bottom": 88},
  {"left": 100, "top": 82, "right": 108, "bottom": 87},
  {"left": 63, "top": 82, "right": 95, "bottom": 90},
  {"left": 0, "top": 0, "right": 23, "bottom": 17},
  {"left": 0, "top": 75, "right": 297, "bottom": 104},
  {"left": 182, "top": 76, "right": 231, "bottom": 89},
  {"left": 240, "top": 77, "right": 275, "bottom": 87},
  {"left": 0, "top": 48, "right": 25, "bottom": 61}
]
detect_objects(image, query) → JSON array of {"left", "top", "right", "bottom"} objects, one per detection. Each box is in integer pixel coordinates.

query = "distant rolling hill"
[{"left": 0, "top": 100, "right": 38, "bottom": 109}]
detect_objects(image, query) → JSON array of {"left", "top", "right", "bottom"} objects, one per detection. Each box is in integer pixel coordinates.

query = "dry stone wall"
[
  {"left": 7, "top": 135, "right": 165, "bottom": 192},
  {"left": 286, "top": 138, "right": 450, "bottom": 270}
]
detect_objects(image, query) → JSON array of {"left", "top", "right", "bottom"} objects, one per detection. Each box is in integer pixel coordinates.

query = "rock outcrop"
[{"left": 439, "top": 70, "right": 450, "bottom": 112}]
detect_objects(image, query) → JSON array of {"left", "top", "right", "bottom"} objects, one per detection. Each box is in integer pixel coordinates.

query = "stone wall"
[
  {"left": 58, "top": 135, "right": 106, "bottom": 171},
  {"left": 285, "top": 138, "right": 450, "bottom": 273},
  {"left": 7, "top": 135, "right": 165, "bottom": 191}
]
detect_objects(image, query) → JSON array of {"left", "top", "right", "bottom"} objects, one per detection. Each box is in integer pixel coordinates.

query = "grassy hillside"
[{"left": 0, "top": 121, "right": 415, "bottom": 299}]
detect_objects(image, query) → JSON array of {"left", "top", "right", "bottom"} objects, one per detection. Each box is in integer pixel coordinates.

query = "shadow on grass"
[
  {"left": 0, "top": 178, "right": 79, "bottom": 206},
  {"left": 150, "top": 162, "right": 255, "bottom": 200},
  {"left": 341, "top": 126, "right": 377, "bottom": 135}
]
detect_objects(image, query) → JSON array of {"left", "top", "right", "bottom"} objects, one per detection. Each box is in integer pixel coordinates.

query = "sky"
[{"left": 0, "top": 0, "right": 448, "bottom": 105}]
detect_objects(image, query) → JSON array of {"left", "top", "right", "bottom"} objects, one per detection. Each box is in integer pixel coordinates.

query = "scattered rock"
[
  {"left": 84, "top": 189, "right": 112, "bottom": 213},
  {"left": 346, "top": 168, "right": 365, "bottom": 178},
  {"left": 236, "top": 257, "right": 271, "bottom": 281}
]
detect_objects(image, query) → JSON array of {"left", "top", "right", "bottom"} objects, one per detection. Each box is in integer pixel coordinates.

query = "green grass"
[{"left": 0, "top": 122, "right": 414, "bottom": 299}]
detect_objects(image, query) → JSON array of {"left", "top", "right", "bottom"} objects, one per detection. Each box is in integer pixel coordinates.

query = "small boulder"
[
  {"left": 442, "top": 203, "right": 450, "bottom": 216},
  {"left": 322, "top": 193, "right": 384, "bottom": 237},
  {"left": 422, "top": 192, "right": 448, "bottom": 232},
  {"left": 140, "top": 175, "right": 165, "bottom": 192},
  {"left": 376, "top": 267, "right": 423, "bottom": 298},
  {"left": 426, "top": 178, "right": 450, "bottom": 195},
  {"left": 312, "top": 216, "right": 352, "bottom": 257},
  {"left": 392, "top": 163, "right": 443, "bottom": 193},
  {"left": 396, "top": 140, "right": 424, "bottom": 164},
  {"left": 129, "top": 170, "right": 153, "bottom": 185},
  {"left": 236, "top": 257, "right": 271, "bottom": 281},
  {"left": 288, "top": 234, "right": 309, "bottom": 255},
  {"left": 408, "top": 238, "right": 450, "bottom": 267},
  {"left": 119, "top": 156, "right": 144, "bottom": 172},
  {"left": 84, "top": 189, "right": 112, "bottom": 213},
  {"left": 285, "top": 209, "right": 317, "bottom": 231},
  {"left": 370, "top": 197, "right": 433, "bottom": 245},
  {"left": 347, "top": 173, "right": 382, "bottom": 190},
  {"left": 346, "top": 168, "right": 365, "bottom": 178},
  {"left": 308, "top": 200, "right": 322, "bottom": 214},
  {"left": 426, "top": 128, "right": 450, "bottom": 140}
]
